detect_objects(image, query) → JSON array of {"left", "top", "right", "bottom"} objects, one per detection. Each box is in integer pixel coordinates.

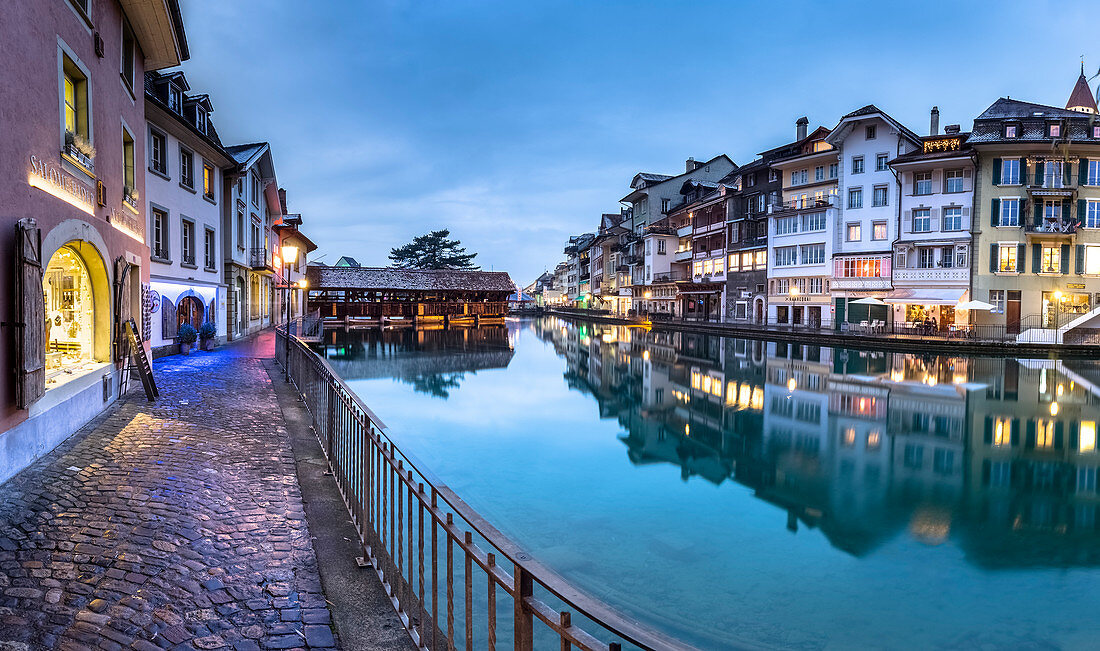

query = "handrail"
[{"left": 275, "top": 326, "right": 694, "bottom": 651}]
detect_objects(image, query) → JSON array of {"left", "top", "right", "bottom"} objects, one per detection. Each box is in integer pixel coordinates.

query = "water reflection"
[
  {"left": 319, "top": 326, "right": 513, "bottom": 399},
  {"left": 530, "top": 317, "right": 1100, "bottom": 567}
]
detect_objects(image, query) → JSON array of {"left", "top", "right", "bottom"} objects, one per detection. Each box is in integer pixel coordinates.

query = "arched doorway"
[
  {"left": 177, "top": 295, "right": 204, "bottom": 332},
  {"left": 754, "top": 298, "right": 764, "bottom": 324},
  {"left": 42, "top": 244, "right": 100, "bottom": 380}
]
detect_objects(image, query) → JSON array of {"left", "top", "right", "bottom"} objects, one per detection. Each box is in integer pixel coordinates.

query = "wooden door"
[
  {"left": 14, "top": 219, "right": 45, "bottom": 407},
  {"left": 1006, "top": 296, "right": 1021, "bottom": 335}
]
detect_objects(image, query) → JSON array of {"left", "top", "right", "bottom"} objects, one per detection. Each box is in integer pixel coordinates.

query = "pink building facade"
[{"left": 0, "top": 0, "right": 187, "bottom": 483}]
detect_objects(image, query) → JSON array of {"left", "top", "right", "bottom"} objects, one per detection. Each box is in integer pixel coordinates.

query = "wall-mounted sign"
[
  {"left": 922, "top": 137, "right": 963, "bottom": 154},
  {"left": 1067, "top": 283, "right": 1086, "bottom": 289},
  {"left": 28, "top": 154, "right": 94, "bottom": 215},
  {"left": 148, "top": 290, "right": 161, "bottom": 314}
]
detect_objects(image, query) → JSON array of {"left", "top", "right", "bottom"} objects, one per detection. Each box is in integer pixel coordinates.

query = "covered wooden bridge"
[{"left": 306, "top": 265, "right": 515, "bottom": 328}]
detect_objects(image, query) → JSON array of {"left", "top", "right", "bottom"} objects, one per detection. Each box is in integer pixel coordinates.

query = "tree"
[{"left": 388, "top": 229, "right": 479, "bottom": 270}]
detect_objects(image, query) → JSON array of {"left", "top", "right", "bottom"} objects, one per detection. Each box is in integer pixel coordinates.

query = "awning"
[
  {"left": 678, "top": 289, "right": 722, "bottom": 295},
  {"left": 884, "top": 288, "right": 965, "bottom": 305}
]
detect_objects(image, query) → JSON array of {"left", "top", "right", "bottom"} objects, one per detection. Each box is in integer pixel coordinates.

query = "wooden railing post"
[{"left": 513, "top": 565, "right": 533, "bottom": 651}]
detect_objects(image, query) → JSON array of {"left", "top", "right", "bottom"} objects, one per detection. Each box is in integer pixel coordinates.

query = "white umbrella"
[
  {"left": 956, "top": 300, "right": 995, "bottom": 311},
  {"left": 850, "top": 297, "right": 887, "bottom": 306}
]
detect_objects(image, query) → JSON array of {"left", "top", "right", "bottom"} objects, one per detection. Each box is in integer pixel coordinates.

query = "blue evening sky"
[{"left": 180, "top": 0, "right": 1097, "bottom": 284}]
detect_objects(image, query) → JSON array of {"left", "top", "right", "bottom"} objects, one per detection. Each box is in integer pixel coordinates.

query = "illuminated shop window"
[{"left": 43, "top": 245, "right": 96, "bottom": 384}]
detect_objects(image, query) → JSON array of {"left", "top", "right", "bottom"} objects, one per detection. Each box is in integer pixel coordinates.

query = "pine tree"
[{"left": 388, "top": 229, "right": 479, "bottom": 270}]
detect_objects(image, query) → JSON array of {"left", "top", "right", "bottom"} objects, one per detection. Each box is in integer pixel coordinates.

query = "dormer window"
[
  {"left": 1093, "top": 124, "right": 1100, "bottom": 139},
  {"left": 1004, "top": 124, "right": 1018, "bottom": 138},
  {"left": 196, "top": 110, "right": 207, "bottom": 135},
  {"left": 168, "top": 84, "right": 182, "bottom": 113},
  {"left": 1049, "top": 122, "right": 1061, "bottom": 138}
]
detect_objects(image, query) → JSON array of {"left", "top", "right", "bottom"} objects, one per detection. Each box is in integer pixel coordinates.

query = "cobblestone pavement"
[{"left": 0, "top": 332, "right": 340, "bottom": 650}]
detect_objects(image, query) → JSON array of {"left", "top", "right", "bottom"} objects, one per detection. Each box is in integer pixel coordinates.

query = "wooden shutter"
[
  {"left": 113, "top": 257, "right": 132, "bottom": 359},
  {"left": 1032, "top": 244, "right": 1041, "bottom": 273},
  {"left": 1055, "top": 421, "right": 1065, "bottom": 449},
  {"left": 1026, "top": 419, "right": 1036, "bottom": 448},
  {"left": 1077, "top": 244, "right": 1086, "bottom": 274},
  {"left": 162, "top": 297, "right": 178, "bottom": 339},
  {"left": 983, "top": 416, "right": 993, "bottom": 444},
  {"left": 1079, "top": 158, "right": 1088, "bottom": 186},
  {"left": 1070, "top": 421, "right": 1080, "bottom": 452},
  {"left": 1035, "top": 161, "right": 1044, "bottom": 185},
  {"left": 990, "top": 198, "right": 1000, "bottom": 227},
  {"left": 989, "top": 243, "right": 997, "bottom": 273},
  {"left": 14, "top": 219, "right": 45, "bottom": 408},
  {"left": 207, "top": 298, "right": 216, "bottom": 326},
  {"left": 991, "top": 158, "right": 1002, "bottom": 185},
  {"left": 1017, "top": 243, "right": 1026, "bottom": 272},
  {"left": 1061, "top": 244, "right": 1071, "bottom": 274},
  {"left": 1079, "top": 198, "right": 1088, "bottom": 226},
  {"left": 1020, "top": 158, "right": 1029, "bottom": 186},
  {"left": 1011, "top": 419, "right": 1020, "bottom": 446}
]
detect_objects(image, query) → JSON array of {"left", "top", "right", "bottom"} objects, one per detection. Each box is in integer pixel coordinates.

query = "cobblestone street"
[{"left": 0, "top": 332, "right": 341, "bottom": 650}]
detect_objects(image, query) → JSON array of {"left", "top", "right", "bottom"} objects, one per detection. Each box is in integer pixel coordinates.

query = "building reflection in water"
[
  {"left": 318, "top": 326, "right": 514, "bottom": 399},
  {"left": 531, "top": 316, "right": 1100, "bottom": 566}
]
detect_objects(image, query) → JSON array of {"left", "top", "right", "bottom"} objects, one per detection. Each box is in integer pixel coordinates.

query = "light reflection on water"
[{"left": 318, "top": 317, "right": 1100, "bottom": 649}]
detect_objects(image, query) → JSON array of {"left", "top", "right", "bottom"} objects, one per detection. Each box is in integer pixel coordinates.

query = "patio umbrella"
[
  {"left": 850, "top": 297, "right": 887, "bottom": 306},
  {"left": 956, "top": 300, "right": 995, "bottom": 311}
]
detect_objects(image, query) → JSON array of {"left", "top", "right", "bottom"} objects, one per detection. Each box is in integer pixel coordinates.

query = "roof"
[
  {"left": 334, "top": 256, "right": 360, "bottom": 267},
  {"left": 888, "top": 132, "right": 974, "bottom": 166},
  {"left": 1067, "top": 73, "right": 1098, "bottom": 112},
  {"left": 826, "top": 104, "right": 922, "bottom": 147},
  {"left": 225, "top": 142, "right": 268, "bottom": 167},
  {"left": 975, "top": 97, "right": 1080, "bottom": 121},
  {"left": 307, "top": 266, "right": 516, "bottom": 293},
  {"left": 143, "top": 71, "right": 235, "bottom": 167},
  {"left": 968, "top": 97, "right": 1096, "bottom": 144},
  {"left": 632, "top": 173, "right": 674, "bottom": 186}
]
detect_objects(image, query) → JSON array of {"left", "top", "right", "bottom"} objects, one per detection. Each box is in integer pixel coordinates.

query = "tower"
[{"left": 1066, "top": 64, "right": 1098, "bottom": 114}]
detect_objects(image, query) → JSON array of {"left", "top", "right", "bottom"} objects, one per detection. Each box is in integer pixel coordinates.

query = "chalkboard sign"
[{"left": 123, "top": 318, "right": 158, "bottom": 401}]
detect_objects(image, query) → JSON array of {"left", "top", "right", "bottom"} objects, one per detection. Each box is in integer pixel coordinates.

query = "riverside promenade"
[{"left": 0, "top": 332, "right": 412, "bottom": 651}]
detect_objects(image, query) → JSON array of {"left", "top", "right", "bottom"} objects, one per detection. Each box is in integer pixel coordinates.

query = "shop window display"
[{"left": 43, "top": 246, "right": 96, "bottom": 383}]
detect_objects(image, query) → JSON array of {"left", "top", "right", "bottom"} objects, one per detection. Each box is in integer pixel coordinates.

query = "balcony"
[
  {"left": 1026, "top": 218, "right": 1078, "bottom": 236},
  {"left": 770, "top": 195, "right": 837, "bottom": 214},
  {"left": 622, "top": 254, "right": 643, "bottom": 266},
  {"left": 674, "top": 248, "right": 692, "bottom": 262},
  {"left": 730, "top": 237, "right": 767, "bottom": 250},
  {"left": 831, "top": 277, "right": 892, "bottom": 291},
  {"left": 250, "top": 247, "right": 273, "bottom": 272},
  {"left": 645, "top": 224, "right": 676, "bottom": 236},
  {"left": 677, "top": 224, "right": 692, "bottom": 237},
  {"left": 652, "top": 271, "right": 689, "bottom": 283},
  {"left": 1027, "top": 169, "right": 1079, "bottom": 199},
  {"left": 892, "top": 267, "right": 969, "bottom": 283}
]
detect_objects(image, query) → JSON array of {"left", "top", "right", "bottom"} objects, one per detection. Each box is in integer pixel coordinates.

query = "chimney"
[
  {"left": 944, "top": 124, "right": 961, "bottom": 135},
  {"left": 686, "top": 157, "right": 698, "bottom": 173},
  {"left": 278, "top": 188, "right": 287, "bottom": 212},
  {"left": 930, "top": 106, "right": 940, "bottom": 136},
  {"left": 796, "top": 116, "right": 809, "bottom": 141}
]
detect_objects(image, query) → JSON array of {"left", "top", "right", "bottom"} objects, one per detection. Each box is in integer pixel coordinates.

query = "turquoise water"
[{"left": 320, "top": 317, "right": 1100, "bottom": 649}]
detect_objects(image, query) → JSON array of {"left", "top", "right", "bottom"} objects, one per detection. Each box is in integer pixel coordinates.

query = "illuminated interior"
[{"left": 43, "top": 245, "right": 97, "bottom": 384}]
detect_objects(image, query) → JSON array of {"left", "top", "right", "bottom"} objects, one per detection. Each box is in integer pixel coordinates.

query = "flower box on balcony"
[{"left": 63, "top": 143, "right": 95, "bottom": 175}]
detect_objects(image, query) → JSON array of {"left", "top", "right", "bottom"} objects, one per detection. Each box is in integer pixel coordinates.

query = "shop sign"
[
  {"left": 149, "top": 290, "right": 161, "bottom": 314},
  {"left": 28, "top": 154, "right": 94, "bottom": 215},
  {"left": 923, "top": 137, "right": 963, "bottom": 154},
  {"left": 1067, "top": 283, "right": 1086, "bottom": 289}
]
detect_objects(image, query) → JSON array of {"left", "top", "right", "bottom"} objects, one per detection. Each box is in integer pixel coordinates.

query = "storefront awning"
[
  {"left": 678, "top": 289, "right": 722, "bottom": 295},
  {"left": 884, "top": 288, "right": 965, "bottom": 305}
]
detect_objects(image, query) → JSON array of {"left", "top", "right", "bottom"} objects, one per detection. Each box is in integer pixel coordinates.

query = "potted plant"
[
  {"left": 199, "top": 322, "right": 217, "bottom": 351},
  {"left": 64, "top": 131, "right": 96, "bottom": 172},
  {"left": 177, "top": 323, "right": 198, "bottom": 355}
]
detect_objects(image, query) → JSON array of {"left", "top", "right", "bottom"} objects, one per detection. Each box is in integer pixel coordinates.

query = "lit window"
[
  {"left": 121, "top": 128, "right": 134, "bottom": 192},
  {"left": 872, "top": 222, "right": 887, "bottom": 240},
  {"left": 993, "top": 417, "right": 1011, "bottom": 446},
  {"left": 62, "top": 53, "right": 90, "bottom": 147},
  {"left": 847, "top": 223, "right": 861, "bottom": 241},
  {"left": 1040, "top": 245, "right": 1061, "bottom": 273},
  {"left": 1081, "top": 421, "right": 1097, "bottom": 453},
  {"left": 1049, "top": 123, "right": 1061, "bottom": 138},
  {"left": 1005, "top": 124, "right": 1018, "bottom": 138},
  {"left": 867, "top": 431, "right": 880, "bottom": 450},
  {"left": 999, "top": 198, "right": 1019, "bottom": 227},
  {"left": 1085, "top": 246, "right": 1100, "bottom": 274},
  {"left": 998, "top": 245, "right": 1018, "bottom": 272},
  {"left": 842, "top": 428, "right": 856, "bottom": 447},
  {"left": 1037, "top": 419, "right": 1055, "bottom": 449},
  {"left": 203, "top": 163, "right": 215, "bottom": 201}
]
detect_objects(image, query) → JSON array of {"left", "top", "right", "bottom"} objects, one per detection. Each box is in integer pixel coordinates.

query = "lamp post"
[{"left": 280, "top": 243, "right": 298, "bottom": 382}]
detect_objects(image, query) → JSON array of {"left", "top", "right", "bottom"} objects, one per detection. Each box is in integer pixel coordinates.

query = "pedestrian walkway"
[{"left": 0, "top": 331, "right": 338, "bottom": 650}]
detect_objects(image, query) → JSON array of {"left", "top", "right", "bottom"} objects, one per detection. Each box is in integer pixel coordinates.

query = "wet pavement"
[{"left": 0, "top": 332, "right": 339, "bottom": 650}]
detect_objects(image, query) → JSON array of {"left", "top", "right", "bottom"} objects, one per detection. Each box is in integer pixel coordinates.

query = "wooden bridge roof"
[{"left": 307, "top": 265, "right": 515, "bottom": 293}]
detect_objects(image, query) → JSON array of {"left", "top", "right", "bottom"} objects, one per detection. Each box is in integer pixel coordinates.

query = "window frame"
[
  {"left": 203, "top": 161, "right": 216, "bottom": 203},
  {"left": 179, "top": 146, "right": 195, "bottom": 190},
  {"left": 942, "top": 206, "right": 963, "bottom": 231},
  {"left": 181, "top": 216, "right": 196, "bottom": 267},
  {"left": 847, "top": 187, "right": 863, "bottom": 209},
  {"left": 851, "top": 156, "right": 865, "bottom": 175},
  {"left": 150, "top": 204, "right": 170, "bottom": 262},
  {"left": 872, "top": 184, "right": 888, "bottom": 207},
  {"left": 871, "top": 221, "right": 888, "bottom": 240},
  {"left": 914, "top": 171, "right": 933, "bottom": 195},
  {"left": 120, "top": 16, "right": 136, "bottom": 93},
  {"left": 149, "top": 127, "right": 168, "bottom": 177},
  {"left": 204, "top": 226, "right": 217, "bottom": 270},
  {"left": 944, "top": 169, "right": 964, "bottom": 193}
]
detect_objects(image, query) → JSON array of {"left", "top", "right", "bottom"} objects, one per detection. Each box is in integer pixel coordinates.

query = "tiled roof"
[
  {"left": 888, "top": 133, "right": 973, "bottom": 165},
  {"left": 635, "top": 173, "right": 673, "bottom": 183},
  {"left": 1066, "top": 74, "right": 1097, "bottom": 112},
  {"left": 968, "top": 97, "right": 1097, "bottom": 144},
  {"left": 225, "top": 142, "right": 267, "bottom": 165},
  {"left": 307, "top": 266, "right": 515, "bottom": 292},
  {"left": 975, "top": 97, "right": 1080, "bottom": 121}
]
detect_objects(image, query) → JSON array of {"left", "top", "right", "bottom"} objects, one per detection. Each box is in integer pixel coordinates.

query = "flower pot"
[
  {"left": 180, "top": 342, "right": 192, "bottom": 355},
  {"left": 203, "top": 339, "right": 216, "bottom": 352}
]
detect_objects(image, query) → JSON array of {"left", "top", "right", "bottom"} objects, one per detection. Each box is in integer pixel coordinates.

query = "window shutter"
[
  {"left": 992, "top": 158, "right": 1002, "bottom": 185},
  {"left": 1065, "top": 163, "right": 1072, "bottom": 186},
  {"left": 1017, "top": 243, "right": 1027, "bottom": 271},
  {"left": 990, "top": 198, "right": 1000, "bottom": 227},
  {"left": 1079, "top": 198, "right": 1088, "bottom": 224},
  {"left": 1080, "top": 158, "right": 1088, "bottom": 186},
  {"left": 1032, "top": 244, "right": 1041, "bottom": 273},
  {"left": 1035, "top": 161, "right": 1044, "bottom": 184},
  {"left": 981, "top": 460, "right": 991, "bottom": 485},
  {"left": 208, "top": 298, "right": 216, "bottom": 326},
  {"left": 162, "top": 297, "right": 178, "bottom": 339},
  {"left": 1061, "top": 244, "right": 1070, "bottom": 274},
  {"left": 1070, "top": 421, "right": 1079, "bottom": 452},
  {"left": 1063, "top": 199, "right": 1072, "bottom": 221},
  {"left": 962, "top": 206, "right": 970, "bottom": 217},
  {"left": 14, "top": 219, "right": 46, "bottom": 408},
  {"left": 983, "top": 416, "right": 993, "bottom": 444},
  {"left": 989, "top": 243, "right": 997, "bottom": 273},
  {"left": 113, "top": 257, "right": 132, "bottom": 360},
  {"left": 1077, "top": 244, "right": 1086, "bottom": 274},
  {"left": 1055, "top": 421, "right": 1064, "bottom": 449},
  {"left": 1025, "top": 419, "right": 1036, "bottom": 448},
  {"left": 1011, "top": 418, "right": 1020, "bottom": 446}
]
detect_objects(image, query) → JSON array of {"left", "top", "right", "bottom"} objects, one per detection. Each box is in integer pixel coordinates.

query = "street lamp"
[{"left": 281, "top": 243, "right": 298, "bottom": 382}]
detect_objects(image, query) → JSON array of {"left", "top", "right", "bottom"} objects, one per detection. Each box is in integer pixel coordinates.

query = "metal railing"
[
  {"left": 275, "top": 327, "right": 688, "bottom": 651},
  {"left": 250, "top": 247, "right": 271, "bottom": 270}
]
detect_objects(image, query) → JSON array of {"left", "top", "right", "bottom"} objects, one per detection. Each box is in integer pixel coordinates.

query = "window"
[
  {"left": 852, "top": 156, "right": 865, "bottom": 174},
  {"left": 204, "top": 228, "right": 216, "bottom": 269},
  {"left": 872, "top": 222, "right": 887, "bottom": 240},
  {"left": 168, "top": 84, "right": 182, "bottom": 113},
  {"left": 62, "top": 53, "right": 89, "bottom": 144},
  {"left": 1000, "top": 198, "right": 1019, "bottom": 226},
  {"left": 1086, "top": 246, "right": 1100, "bottom": 274},
  {"left": 1044, "top": 200, "right": 1062, "bottom": 223},
  {"left": 181, "top": 219, "right": 195, "bottom": 265},
  {"left": 829, "top": 163, "right": 838, "bottom": 179},
  {"left": 846, "top": 223, "right": 861, "bottom": 242},
  {"left": 956, "top": 245, "right": 968, "bottom": 268},
  {"left": 918, "top": 248, "right": 935, "bottom": 269},
  {"left": 914, "top": 172, "right": 933, "bottom": 195},
  {"left": 801, "top": 244, "right": 825, "bottom": 265},
  {"left": 993, "top": 417, "right": 1011, "bottom": 446},
  {"left": 775, "top": 246, "right": 797, "bottom": 266},
  {"left": 121, "top": 128, "right": 134, "bottom": 192},
  {"left": 791, "top": 169, "right": 808, "bottom": 185},
  {"left": 808, "top": 278, "right": 823, "bottom": 294},
  {"left": 755, "top": 250, "right": 766, "bottom": 268},
  {"left": 942, "top": 207, "right": 962, "bottom": 231},
  {"left": 661, "top": 198, "right": 670, "bottom": 213},
  {"left": 998, "top": 244, "right": 1018, "bottom": 272},
  {"left": 1081, "top": 421, "right": 1097, "bottom": 453},
  {"left": 236, "top": 206, "right": 245, "bottom": 248},
  {"left": 657, "top": 239, "right": 666, "bottom": 254},
  {"left": 944, "top": 169, "right": 964, "bottom": 193},
  {"left": 180, "top": 148, "right": 194, "bottom": 189},
  {"left": 203, "top": 163, "right": 215, "bottom": 201},
  {"left": 866, "top": 125, "right": 876, "bottom": 140},
  {"left": 912, "top": 208, "right": 931, "bottom": 232},
  {"left": 1049, "top": 123, "right": 1061, "bottom": 138},
  {"left": 1040, "top": 244, "right": 1061, "bottom": 273},
  {"left": 713, "top": 257, "right": 725, "bottom": 275},
  {"left": 151, "top": 207, "right": 169, "bottom": 260},
  {"left": 841, "top": 257, "right": 884, "bottom": 277},
  {"left": 776, "top": 216, "right": 798, "bottom": 235},
  {"left": 990, "top": 289, "right": 1005, "bottom": 313},
  {"left": 1036, "top": 419, "right": 1055, "bottom": 448},
  {"left": 802, "top": 212, "right": 826, "bottom": 231},
  {"left": 1089, "top": 161, "right": 1100, "bottom": 186},
  {"left": 940, "top": 246, "right": 954, "bottom": 267},
  {"left": 748, "top": 172, "right": 757, "bottom": 186},
  {"left": 875, "top": 154, "right": 888, "bottom": 172},
  {"left": 237, "top": 177, "right": 244, "bottom": 199},
  {"left": 196, "top": 110, "right": 207, "bottom": 135},
  {"left": 848, "top": 187, "right": 863, "bottom": 209},
  {"left": 1044, "top": 161, "right": 1064, "bottom": 188},
  {"left": 252, "top": 173, "right": 260, "bottom": 207},
  {"left": 1095, "top": 126, "right": 1100, "bottom": 139},
  {"left": 895, "top": 249, "right": 907, "bottom": 269},
  {"left": 150, "top": 129, "right": 167, "bottom": 175},
  {"left": 872, "top": 185, "right": 888, "bottom": 207},
  {"left": 814, "top": 165, "right": 824, "bottom": 181},
  {"left": 1005, "top": 124, "right": 1018, "bottom": 139},
  {"left": 1001, "top": 159, "right": 1020, "bottom": 185}
]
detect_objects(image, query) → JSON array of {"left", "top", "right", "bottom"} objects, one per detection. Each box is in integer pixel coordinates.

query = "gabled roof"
[
  {"left": 825, "top": 104, "right": 922, "bottom": 147},
  {"left": 307, "top": 266, "right": 515, "bottom": 293},
  {"left": 621, "top": 154, "right": 735, "bottom": 203},
  {"left": 143, "top": 71, "right": 234, "bottom": 167},
  {"left": 225, "top": 142, "right": 268, "bottom": 167},
  {"left": 1067, "top": 73, "right": 1098, "bottom": 112},
  {"left": 631, "top": 173, "right": 674, "bottom": 188},
  {"left": 888, "top": 132, "right": 974, "bottom": 166},
  {"left": 974, "top": 97, "right": 1080, "bottom": 121},
  {"left": 184, "top": 93, "right": 213, "bottom": 112},
  {"left": 334, "top": 256, "right": 360, "bottom": 267}
]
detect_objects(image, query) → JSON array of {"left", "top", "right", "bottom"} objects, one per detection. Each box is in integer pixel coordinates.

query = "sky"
[{"left": 179, "top": 0, "right": 1100, "bottom": 284}]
